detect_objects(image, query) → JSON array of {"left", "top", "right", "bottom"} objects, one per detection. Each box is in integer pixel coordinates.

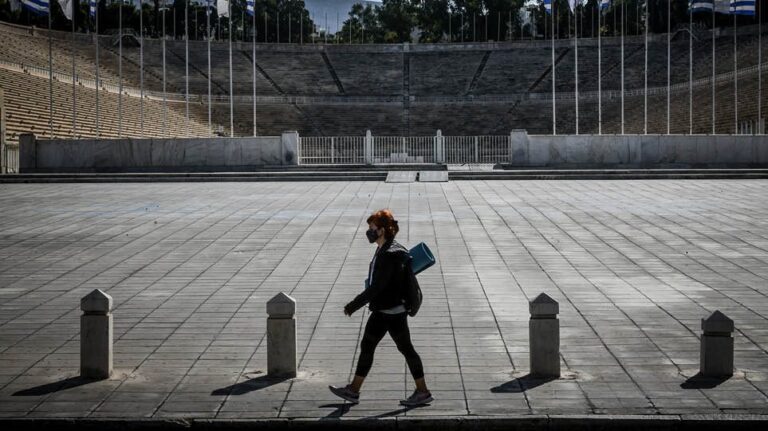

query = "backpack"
[{"left": 403, "top": 256, "right": 423, "bottom": 317}]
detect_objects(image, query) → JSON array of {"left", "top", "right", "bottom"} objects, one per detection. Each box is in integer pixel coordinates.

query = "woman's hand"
[{"left": 344, "top": 303, "right": 354, "bottom": 316}]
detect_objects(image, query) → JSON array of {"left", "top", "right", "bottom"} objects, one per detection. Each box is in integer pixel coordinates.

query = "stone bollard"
[
  {"left": 700, "top": 310, "right": 734, "bottom": 377},
  {"left": 529, "top": 293, "right": 560, "bottom": 378},
  {"left": 267, "top": 292, "right": 297, "bottom": 378},
  {"left": 80, "top": 289, "right": 113, "bottom": 379}
]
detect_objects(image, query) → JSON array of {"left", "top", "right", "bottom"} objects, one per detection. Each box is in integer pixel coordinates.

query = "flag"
[
  {"left": 730, "top": 0, "right": 756, "bottom": 15},
  {"left": 544, "top": 0, "right": 551, "bottom": 15},
  {"left": 690, "top": 0, "right": 715, "bottom": 12},
  {"left": 246, "top": 0, "right": 254, "bottom": 17},
  {"left": 217, "top": 0, "right": 229, "bottom": 17},
  {"left": 600, "top": 0, "right": 611, "bottom": 11},
  {"left": 714, "top": 0, "right": 731, "bottom": 13},
  {"left": 89, "top": 0, "right": 96, "bottom": 18},
  {"left": 568, "top": 0, "right": 583, "bottom": 12},
  {"left": 57, "top": 0, "right": 73, "bottom": 20},
  {"left": 21, "top": 0, "right": 49, "bottom": 15}
]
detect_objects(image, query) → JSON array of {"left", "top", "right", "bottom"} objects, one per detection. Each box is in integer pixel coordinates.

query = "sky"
[{"left": 304, "top": 0, "right": 381, "bottom": 33}]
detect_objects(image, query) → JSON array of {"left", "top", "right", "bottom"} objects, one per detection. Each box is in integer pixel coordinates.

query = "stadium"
[
  {"left": 1, "top": 1, "right": 768, "bottom": 429},
  {"left": 1, "top": 0, "right": 767, "bottom": 173}
]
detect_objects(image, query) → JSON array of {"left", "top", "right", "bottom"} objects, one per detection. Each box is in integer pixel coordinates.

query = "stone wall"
[
  {"left": 509, "top": 133, "right": 768, "bottom": 168},
  {"left": 19, "top": 132, "right": 299, "bottom": 173}
]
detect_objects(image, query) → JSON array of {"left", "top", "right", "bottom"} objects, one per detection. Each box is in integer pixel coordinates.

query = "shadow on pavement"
[
  {"left": 211, "top": 375, "right": 289, "bottom": 396},
  {"left": 13, "top": 376, "right": 98, "bottom": 396},
  {"left": 490, "top": 374, "right": 557, "bottom": 393},
  {"left": 318, "top": 403, "right": 426, "bottom": 419},
  {"left": 319, "top": 403, "right": 353, "bottom": 418},
  {"left": 680, "top": 373, "right": 731, "bottom": 389}
]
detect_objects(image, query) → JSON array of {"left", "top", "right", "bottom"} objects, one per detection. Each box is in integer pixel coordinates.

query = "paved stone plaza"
[{"left": 0, "top": 180, "right": 767, "bottom": 421}]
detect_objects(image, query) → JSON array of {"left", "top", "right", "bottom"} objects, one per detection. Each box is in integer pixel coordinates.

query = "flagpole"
[
  {"left": 712, "top": 2, "right": 716, "bottom": 134},
  {"left": 253, "top": 3, "right": 256, "bottom": 136},
  {"left": 733, "top": 11, "right": 738, "bottom": 133},
  {"left": 48, "top": 2, "right": 52, "bottom": 139},
  {"left": 140, "top": 0, "right": 144, "bottom": 138},
  {"left": 598, "top": 2, "right": 602, "bottom": 135},
  {"left": 575, "top": 4, "right": 579, "bottom": 135},
  {"left": 95, "top": 2, "right": 99, "bottom": 138},
  {"left": 163, "top": 7, "right": 168, "bottom": 138},
  {"left": 645, "top": 0, "right": 648, "bottom": 134},
  {"left": 690, "top": 2, "right": 693, "bottom": 134},
  {"left": 208, "top": 1, "right": 212, "bottom": 136},
  {"left": 72, "top": 1, "right": 76, "bottom": 138},
  {"left": 185, "top": 0, "right": 190, "bottom": 137},
  {"left": 760, "top": 0, "right": 763, "bottom": 133},
  {"left": 621, "top": 0, "right": 625, "bottom": 135},
  {"left": 552, "top": 1, "right": 556, "bottom": 135},
  {"left": 229, "top": 0, "right": 234, "bottom": 137},
  {"left": 118, "top": 0, "right": 123, "bottom": 138},
  {"left": 667, "top": 0, "right": 671, "bottom": 134}
]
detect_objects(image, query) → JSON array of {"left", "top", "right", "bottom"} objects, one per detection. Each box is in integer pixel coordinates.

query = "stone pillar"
[
  {"left": 18, "top": 133, "right": 36, "bottom": 173},
  {"left": 364, "top": 130, "right": 373, "bottom": 165},
  {"left": 509, "top": 129, "right": 529, "bottom": 166},
  {"left": 267, "top": 292, "right": 297, "bottom": 378},
  {"left": 80, "top": 289, "right": 113, "bottom": 379},
  {"left": 434, "top": 130, "right": 444, "bottom": 164},
  {"left": 529, "top": 293, "right": 560, "bottom": 378},
  {"left": 281, "top": 131, "right": 299, "bottom": 165},
  {"left": 700, "top": 310, "right": 734, "bottom": 377}
]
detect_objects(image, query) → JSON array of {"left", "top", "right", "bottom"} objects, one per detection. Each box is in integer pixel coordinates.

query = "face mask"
[{"left": 366, "top": 228, "right": 380, "bottom": 243}]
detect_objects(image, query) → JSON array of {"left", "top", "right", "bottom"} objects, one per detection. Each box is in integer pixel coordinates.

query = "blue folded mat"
[
  {"left": 365, "top": 242, "right": 436, "bottom": 289},
  {"left": 408, "top": 242, "right": 435, "bottom": 275}
]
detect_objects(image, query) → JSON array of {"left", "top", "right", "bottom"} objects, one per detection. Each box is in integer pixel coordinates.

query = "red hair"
[{"left": 367, "top": 209, "right": 399, "bottom": 240}]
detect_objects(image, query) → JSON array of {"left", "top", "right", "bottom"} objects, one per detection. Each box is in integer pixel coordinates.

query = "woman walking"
[{"left": 329, "top": 209, "right": 433, "bottom": 407}]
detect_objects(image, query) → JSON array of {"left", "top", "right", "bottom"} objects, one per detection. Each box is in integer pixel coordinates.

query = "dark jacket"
[{"left": 345, "top": 238, "right": 410, "bottom": 315}]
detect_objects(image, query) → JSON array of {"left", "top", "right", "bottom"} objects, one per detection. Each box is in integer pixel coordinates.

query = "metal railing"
[
  {"left": 371, "top": 136, "right": 435, "bottom": 164},
  {"left": 2, "top": 144, "right": 19, "bottom": 173},
  {"left": 298, "top": 131, "right": 514, "bottom": 165},
  {"left": 443, "top": 135, "right": 509, "bottom": 164},
  {"left": 736, "top": 118, "right": 765, "bottom": 135},
  {"left": 299, "top": 136, "right": 365, "bottom": 164}
]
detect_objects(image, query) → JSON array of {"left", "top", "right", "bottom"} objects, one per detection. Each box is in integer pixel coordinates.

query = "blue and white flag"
[
  {"left": 57, "top": 0, "right": 73, "bottom": 20},
  {"left": 730, "top": 0, "right": 756, "bottom": 15},
  {"left": 246, "top": 0, "right": 254, "bottom": 17},
  {"left": 544, "top": 0, "right": 551, "bottom": 15},
  {"left": 21, "top": 0, "right": 49, "bottom": 15},
  {"left": 690, "top": 0, "right": 715, "bottom": 13},
  {"left": 568, "top": 0, "right": 583, "bottom": 12},
  {"left": 600, "top": 0, "right": 611, "bottom": 12},
  {"left": 89, "top": 0, "right": 97, "bottom": 18},
  {"left": 217, "top": 0, "right": 229, "bottom": 17}
]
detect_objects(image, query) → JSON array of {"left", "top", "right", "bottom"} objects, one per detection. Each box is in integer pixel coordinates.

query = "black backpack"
[{"left": 403, "top": 256, "right": 423, "bottom": 317}]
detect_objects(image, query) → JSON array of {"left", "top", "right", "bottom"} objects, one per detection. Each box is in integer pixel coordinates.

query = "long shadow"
[
  {"left": 211, "top": 375, "right": 290, "bottom": 396},
  {"left": 318, "top": 403, "right": 425, "bottom": 419},
  {"left": 490, "top": 374, "right": 557, "bottom": 393},
  {"left": 319, "top": 403, "right": 353, "bottom": 419},
  {"left": 13, "top": 376, "right": 98, "bottom": 396},
  {"left": 369, "top": 405, "right": 425, "bottom": 418},
  {"left": 680, "top": 373, "right": 731, "bottom": 389}
]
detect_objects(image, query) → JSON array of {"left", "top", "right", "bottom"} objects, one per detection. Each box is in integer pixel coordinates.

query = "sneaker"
[
  {"left": 399, "top": 390, "right": 434, "bottom": 406},
  {"left": 329, "top": 384, "right": 360, "bottom": 404}
]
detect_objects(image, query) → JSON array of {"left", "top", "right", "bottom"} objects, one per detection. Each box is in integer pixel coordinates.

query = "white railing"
[
  {"left": 371, "top": 136, "right": 435, "bottom": 164},
  {"left": 736, "top": 118, "right": 765, "bottom": 135},
  {"left": 299, "top": 136, "right": 365, "bottom": 164},
  {"left": 443, "top": 135, "right": 509, "bottom": 164},
  {"left": 2, "top": 144, "right": 19, "bottom": 174},
  {"left": 299, "top": 131, "right": 514, "bottom": 165}
]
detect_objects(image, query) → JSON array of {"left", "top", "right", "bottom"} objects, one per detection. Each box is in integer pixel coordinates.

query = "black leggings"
[{"left": 355, "top": 311, "right": 424, "bottom": 380}]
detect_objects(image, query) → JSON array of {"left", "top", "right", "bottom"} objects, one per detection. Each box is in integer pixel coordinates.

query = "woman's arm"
[{"left": 345, "top": 253, "right": 400, "bottom": 315}]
